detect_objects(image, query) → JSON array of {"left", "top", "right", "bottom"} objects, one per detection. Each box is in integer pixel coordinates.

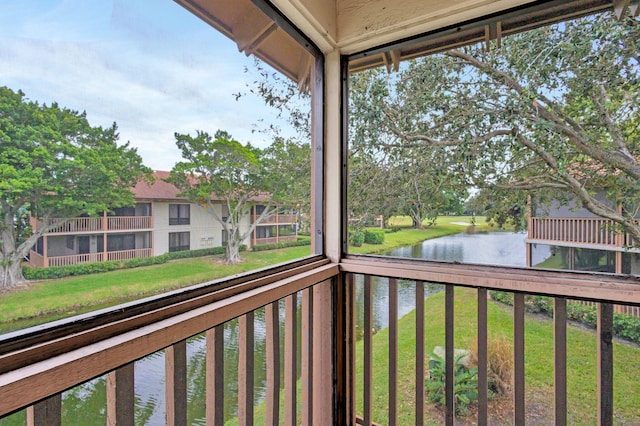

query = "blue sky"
[{"left": 0, "top": 0, "right": 292, "bottom": 170}]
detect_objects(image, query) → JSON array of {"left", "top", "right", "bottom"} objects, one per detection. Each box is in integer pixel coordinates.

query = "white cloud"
[{"left": 0, "top": 0, "right": 303, "bottom": 171}]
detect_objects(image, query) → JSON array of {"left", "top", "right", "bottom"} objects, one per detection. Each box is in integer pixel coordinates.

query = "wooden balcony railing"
[
  {"left": 253, "top": 213, "right": 296, "bottom": 224},
  {"left": 0, "top": 258, "right": 336, "bottom": 425},
  {"left": 3, "top": 256, "right": 640, "bottom": 425},
  {"left": 341, "top": 256, "right": 640, "bottom": 425},
  {"left": 41, "top": 248, "right": 152, "bottom": 267},
  {"left": 107, "top": 216, "right": 152, "bottom": 230},
  {"left": 529, "top": 217, "right": 625, "bottom": 247},
  {"left": 106, "top": 248, "right": 153, "bottom": 262},
  {"left": 47, "top": 252, "right": 105, "bottom": 267},
  {"left": 35, "top": 216, "right": 152, "bottom": 234},
  {"left": 255, "top": 235, "right": 297, "bottom": 246},
  {"left": 43, "top": 217, "right": 103, "bottom": 234}
]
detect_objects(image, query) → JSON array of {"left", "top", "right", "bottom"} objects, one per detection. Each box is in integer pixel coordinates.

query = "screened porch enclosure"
[{"left": 2, "top": 0, "right": 640, "bottom": 425}]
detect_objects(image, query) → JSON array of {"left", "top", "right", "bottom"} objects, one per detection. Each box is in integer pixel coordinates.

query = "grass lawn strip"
[{"left": 0, "top": 246, "right": 312, "bottom": 330}]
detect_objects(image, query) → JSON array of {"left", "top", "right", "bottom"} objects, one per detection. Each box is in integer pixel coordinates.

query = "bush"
[
  {"left": 490, "top": 290, "right": 640, "bottom": 344},
  {"left": 251, "top": 239, "right": 311, "bottom": 252},
  {"left": 349, "top": 229, "right": 364, "bottom": 247},
  {"left": 363, "top": 228, "right": 385, "bottom": 244},
  {"left": 427, "top": 351, "right": 478, "bottom": 415},
  {"left": 470, "top": 335, "right": 513, "bottom": 397}
]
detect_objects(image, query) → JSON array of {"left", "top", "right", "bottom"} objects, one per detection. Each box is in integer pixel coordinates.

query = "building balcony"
[
  {"left": 252, "top": 213, "right": 296, "bottom": 225},
  {"left": 528, "top": 217, "right": 638, "bottom": 250},
  {"left": 29, "top": 248, "right": 153, "bottom": 267},
  {"left": 254, "top": 235, "right": 297, "bottom": 246},
  {"left": 32, "top": 215, "right": 153, "bottom": 235}
]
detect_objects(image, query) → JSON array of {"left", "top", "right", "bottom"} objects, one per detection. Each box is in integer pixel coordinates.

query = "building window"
[
  {"left": 169, "top": 232, "right": 190, "bottom": 252},
  {"left": 107, "top": 234, "right": 136, "bottom": 252},
  {"left": 221, "top": 230, "right": 228, "bottom": 245},
  {"left": 66, "top": 236, "right": 75, "bottom": 250},
  {"left": 169, "top": 204, "right": 190, "bottom": 225}
]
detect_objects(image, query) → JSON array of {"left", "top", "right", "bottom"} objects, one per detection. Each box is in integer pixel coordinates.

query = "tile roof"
[{"left": 132, "top": 171, "right": 191, "bottom": 201}]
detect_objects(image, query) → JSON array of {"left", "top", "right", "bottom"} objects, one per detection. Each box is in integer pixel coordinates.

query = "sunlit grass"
[{"left": 0, "top": 246, "right": 311, "bottom": 331}]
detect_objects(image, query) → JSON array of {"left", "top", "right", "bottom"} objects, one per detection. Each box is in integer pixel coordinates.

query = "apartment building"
[{"left": 29, "top": 171, "right": 297, "bottom": 267}]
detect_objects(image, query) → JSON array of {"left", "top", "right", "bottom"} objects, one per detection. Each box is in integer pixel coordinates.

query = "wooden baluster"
[
  {"left": 514, "top": 293, "right": 525, "bottom": 425},
  {"left": 238, "top": 312, "right": 255, "bottom": 426},
  {"left": 388, "top": 278, "right": 398, "bottom": 425},
  {"left": 27, "top": 394, "right": 61, "bottom": 426},
  {"left": 598, "top": 303, "right": 614, "bottom": 426},
  {"left": 106, "top": 363, "right": 135, "bottom": 426},
  {"left": 302, "top": 288, "right": 314, "bottom": 425},
  {"left": 206, "top": 325, "right": 225, "bottom": 426},
  {"left": 477, "top": 288, "right": 488, "bottom": 425},
  {"left": 166, "top": 340, "right": 187, "bottom": 426},
  {"left": 445, "top": 284, "right": 455, "bottom": 426},
  {"left": 265, "top": 301, "right": 281, "bottom": 426},
  {"left": 555, "top": 298, "right": 567, "bottom": 426},
  {"left": 285, "top": 293, "right": 297, "bottom": 426},
  {"left": 416, "top": 281, "right": 425, "bottom": 425},
  {"left": 363, "top": 275, "right": 373, "bottom": 426}
]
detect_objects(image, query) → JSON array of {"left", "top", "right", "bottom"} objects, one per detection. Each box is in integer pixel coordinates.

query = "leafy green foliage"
[
  {"left": 251, "top": 238, "right": 310, "bottom": 252},
  {"left": 426, "top": 351, "right": 479, "bottom": 415},
  {"left": 490, "top": 291, "right": 640, "bottom": 344},
  {"left": 363, "top": 228, "right": 385, "bottom": 244},
  {"left": 350, "top": 12, "right": 640, "bottom": 241},
  {"left": 0, "top": 86, "right": 151, "bottom": 288},
  {"left": 168, "top": 131, "right": 307, "bottom": 264},
  {"left": 349, "top": 229, "right": 364, "bottom": 247}
]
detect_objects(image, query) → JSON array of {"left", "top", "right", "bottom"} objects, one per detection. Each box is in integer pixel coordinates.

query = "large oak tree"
[
  {"left": 352, "top": 11, "right": 639, "bottom": 238},
  {"left": 167, "top": 130, "right": 307, "bottom": 264},
  {"left": 0, "top": 86, "right": 151, "bottom": 289}
]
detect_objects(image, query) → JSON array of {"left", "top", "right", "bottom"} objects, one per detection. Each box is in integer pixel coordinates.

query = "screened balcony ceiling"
[{"left": 175, "top": 0, "right": 618, "bottom": 83}]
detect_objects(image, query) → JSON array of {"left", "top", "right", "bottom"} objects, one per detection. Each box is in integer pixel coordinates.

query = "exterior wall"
[
  {"left": 152, "top": 202, "right": 227, "bottom": 255},
  {"left": 534, "top": 191, "right": 613, "bottom": 218}
]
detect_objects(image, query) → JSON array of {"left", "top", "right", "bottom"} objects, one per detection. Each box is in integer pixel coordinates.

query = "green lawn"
[
  {"left": 355, "top": 287, "right": 640, "bottom": 425},
  {"left": 0, "top": 246, "right": 312, "bottom": 332}
]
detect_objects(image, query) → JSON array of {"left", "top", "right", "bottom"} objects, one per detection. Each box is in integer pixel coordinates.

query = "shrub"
[
  {"left": 363, "top": 228, "right": 385, "bottom": 244},
  {"left": 251, "top": 239, "right": 311, "bottom": 252},
  {"left": 349, "top": 229, "right": 364, "bottom": 247},
  {"left": 470, "top": 335, "right": 513, "bottom": 397},
  {"left": 426, "top": 351, "right": 478, "bottom": 415},
  {"left": 490, "top": 290, "right": 640, "bottom": 344}
]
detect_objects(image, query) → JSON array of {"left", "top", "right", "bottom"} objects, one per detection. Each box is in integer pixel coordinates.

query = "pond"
[
  {"left": 3, "top": 231, "right": 537, "bottom": 425},
  {"left": 356, "top": 231, "right": 541, "bottom": 331}
]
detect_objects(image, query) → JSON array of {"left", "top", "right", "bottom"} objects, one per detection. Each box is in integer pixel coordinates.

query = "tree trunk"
[
  {"left": 1, "top": 221, "right": 27, "bottom": 289},
  {"left": 0, "top": 256, "right": 25, "bottom": 290},
  {"left": 411, "top": 215, "right": 424, "bottom": 230},
  {"left": 225, "top": 241, "right": 242, "bottom": 264}
]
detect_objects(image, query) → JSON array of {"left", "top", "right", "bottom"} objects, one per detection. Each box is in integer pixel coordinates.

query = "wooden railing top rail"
[
  {"left": 341, "top": 255, "right": 640, "bottom": 305},
  {"left": 0, "top": 260, "right": 337, "bottom": 417}
]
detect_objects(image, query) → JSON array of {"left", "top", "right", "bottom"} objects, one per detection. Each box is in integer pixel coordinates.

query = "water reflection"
[{"left": 388, "top": 231, "right": 530, "bottom": 267}]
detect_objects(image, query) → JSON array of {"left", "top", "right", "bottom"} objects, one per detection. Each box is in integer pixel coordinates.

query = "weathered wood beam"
[{"left": 233, "top": 5, "right": 277, "bottom": 55}]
